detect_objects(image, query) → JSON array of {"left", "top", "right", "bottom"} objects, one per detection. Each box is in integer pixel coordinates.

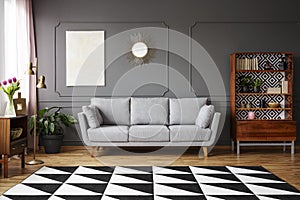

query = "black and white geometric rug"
[{"left": 1, "top": 166, "right": 300, "bottom": 200}]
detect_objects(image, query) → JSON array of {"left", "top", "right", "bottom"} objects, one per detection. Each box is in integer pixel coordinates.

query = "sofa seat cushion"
[
  {"left": 169, "top": 125, "right": 211, "bottom": 142},
  {"left": 87, "top": 125, "right": 129, "bottom": 142},
  {"left": 169, "top": 98, "right": 207, "bottom": 125},
  {"left": 91, "top": 98, "right": 130, "bottom": 125},
  {"left": 131, "top": 97, "right": 169, "bottom": 125},
  {"left": 129, "top": 125, "right": 170, "bottom": 142}
]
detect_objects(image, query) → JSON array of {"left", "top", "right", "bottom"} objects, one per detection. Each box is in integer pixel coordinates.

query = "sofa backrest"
[
  {"left": 91, "top": 98, "right": 130, "bottom": 125},
  {"left": 169, "top": 98, "right": 207, "bottom": 125},
  {"left": 90, "top": 97, "right": 209, "bottom": 126},
  {"left": 131, "top": 97, "right": 169, "bottom": 125}
]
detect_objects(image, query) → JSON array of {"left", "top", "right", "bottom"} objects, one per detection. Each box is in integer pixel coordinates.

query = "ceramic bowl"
[{"left": 267, "top": 102, "right": 280, "bottom": 108}]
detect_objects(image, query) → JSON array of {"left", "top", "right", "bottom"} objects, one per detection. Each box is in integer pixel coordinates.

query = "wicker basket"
[{"left": 10, "top": 128, "right": 23, "bottom": 140}]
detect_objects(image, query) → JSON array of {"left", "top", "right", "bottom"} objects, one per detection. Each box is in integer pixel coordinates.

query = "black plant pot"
[
  {"left": 253, "top": 86, "right": 260, "bottom": 93},
  {"left": 241, "top": 86, "right": 250, "bottom": 93},
  {"left": 42, "top": 135, "right": 64, "bottom": 154}
]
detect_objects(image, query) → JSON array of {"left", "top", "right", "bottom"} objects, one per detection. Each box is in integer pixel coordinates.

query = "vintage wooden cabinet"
[
  {"left": 0, "top": 116, "right": 27, "bottom": 178},
  {"left": 230, "top": 52, "right": 296, "bottom": 154}
]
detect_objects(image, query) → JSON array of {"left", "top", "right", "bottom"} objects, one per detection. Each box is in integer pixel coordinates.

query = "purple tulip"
[
  {"left": 12, "top": 77, "right": 17, "bottom": 82},
  {"left": 8, "top": 78, "right": 12, "bottom": 83},
  {"left": 2, "top": 80, "right": 7, "bottom": 85}
]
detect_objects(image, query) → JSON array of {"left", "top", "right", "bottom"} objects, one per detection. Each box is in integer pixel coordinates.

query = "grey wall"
[{"left": 33, "top": 0, "right": 300, "bottom": 146}]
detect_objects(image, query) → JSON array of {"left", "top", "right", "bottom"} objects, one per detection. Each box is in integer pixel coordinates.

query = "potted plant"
[
  {"left": 253, "top": 78, "right": 263, "bottom": 93},
  {"left": 239, "top": 75, "right": 253, "bottom": 93},
  {"left": 30, "top": 106, "right": 77, "bottom": 154}
]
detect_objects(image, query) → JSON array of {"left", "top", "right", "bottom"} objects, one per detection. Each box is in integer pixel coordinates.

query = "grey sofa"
[{"left": 78, "top": 97, "right": 221, "bottom": 157}]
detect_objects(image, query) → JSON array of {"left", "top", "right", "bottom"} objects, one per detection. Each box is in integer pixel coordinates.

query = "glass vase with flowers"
[{"left": 0, "top": 77, "right": 20, "bottom": 117}]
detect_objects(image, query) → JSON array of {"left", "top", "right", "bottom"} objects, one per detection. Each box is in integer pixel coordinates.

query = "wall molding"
[{"left": 54, "top": 21, "right": 169, "bottom": 97}]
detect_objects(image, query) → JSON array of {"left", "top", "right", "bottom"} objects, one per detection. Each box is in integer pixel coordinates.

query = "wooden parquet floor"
[{"left": 0, "top": 146, "right": 299, "bottom": 194}]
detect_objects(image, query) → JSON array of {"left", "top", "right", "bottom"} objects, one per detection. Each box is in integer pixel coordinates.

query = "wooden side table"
[{"left": 0, "top": 116, "right": 27, "bottom": 178}]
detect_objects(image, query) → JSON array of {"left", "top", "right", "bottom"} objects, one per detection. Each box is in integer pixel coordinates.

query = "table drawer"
[{"left": 236, "top": 120, "right": 296, "bottom": 139}]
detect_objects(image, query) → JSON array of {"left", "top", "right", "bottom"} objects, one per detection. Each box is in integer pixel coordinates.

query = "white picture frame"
[{"left": 66, "top": 30, "right": 105, "bottom": 86}]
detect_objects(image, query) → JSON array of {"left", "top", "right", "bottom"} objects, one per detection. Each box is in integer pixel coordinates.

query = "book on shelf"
[
  {"left": 281, "top": 81, "right": 288, "bottom": 93},
  {"left": 267, "top": 87, "right": 281, "bottom": 94},
  {"left": 236, "top": 57, "right": 259, "bottom": 70}
]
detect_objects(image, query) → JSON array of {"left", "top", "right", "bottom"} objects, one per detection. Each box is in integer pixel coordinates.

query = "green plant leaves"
[
  {"left": 49, "top": 122, "right": 55, "bottom": 133},
  {"left": 29, "top": 106, "right": 77, "bottom": 136}
]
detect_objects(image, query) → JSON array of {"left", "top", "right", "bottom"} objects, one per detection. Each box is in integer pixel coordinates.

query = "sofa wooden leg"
[
  {"left": 203, "top": 146, "right": 208, "bottom": 157},
  {"left": 91, "top": 146, "right": 104, "bottom": 157},
  {"left": 91, "top": 147, "right": 97, "bottom": 157}
]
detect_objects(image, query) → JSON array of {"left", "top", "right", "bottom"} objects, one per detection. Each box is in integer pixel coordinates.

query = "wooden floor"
[{"left": 0, "top": 145, "right": 299, "bottom": 194}]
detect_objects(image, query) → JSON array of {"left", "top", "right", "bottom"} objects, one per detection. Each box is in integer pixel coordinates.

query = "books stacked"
[{"left": 236, "top": 58, "right": 259, "bottom": 70}]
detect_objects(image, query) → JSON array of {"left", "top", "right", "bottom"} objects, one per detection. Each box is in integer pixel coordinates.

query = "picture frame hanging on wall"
[{"left": 66, "top": 30, "right": 105, "bottom": 86}]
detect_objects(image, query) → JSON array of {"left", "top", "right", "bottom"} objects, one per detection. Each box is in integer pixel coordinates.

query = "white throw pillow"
[
  {"left": 82, "top": 105, "right": 103, "bottom": 128},
  {"left": 195, "top": 105, "right": 215, "bottom": 128}
]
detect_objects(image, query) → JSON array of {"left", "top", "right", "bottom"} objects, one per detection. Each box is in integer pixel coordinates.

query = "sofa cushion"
[
  {"left": 129, "top": 125, "right": 169, "bottom": 142},
  {"left": 87, "top": 125, "right": 129, "bottom": 142},
  {"left": 195, "top": 105, "right": 215, "bottom": 128},
  {"left": 169, "top": 98, "right": 207, "bottom": 125},
  {"left": 82, "top": 105, "right": 103, "bottom": 128},
  {"left": 91, "top": 98, "right": 130, "bottom": 125},
  {"left": 131, "top": 98, "right": 168, "bottom": 125},
  {"left": 169, "top": 125, "right": 211, "bottom": 142}
]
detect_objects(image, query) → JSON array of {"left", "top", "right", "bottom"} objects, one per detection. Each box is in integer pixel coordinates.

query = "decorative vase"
[
  {"left": 278, "top": 57, "right": 287, "bottom": 70},
  {"left": 242, "top": 86, "right": 250, "bottom": 93},
  {"left": 5, "top": 95, "right": 16, "bottom": 117},
  {"left": 259, "top": 99, "right": 267, "bottom": 108},
  {"left": 248, "top": 111, "right": 255, "bottom": 120},
  {"left": 253, "top": 86, "right": 260, "bottom": 93}
]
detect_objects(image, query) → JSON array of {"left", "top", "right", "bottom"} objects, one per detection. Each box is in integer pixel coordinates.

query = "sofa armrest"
[
  {"left": 206, "top": 112, "right": 221, "bottom": 146},
  {"left": 78, "top": 112, "right": 91, "bottom": 146}
]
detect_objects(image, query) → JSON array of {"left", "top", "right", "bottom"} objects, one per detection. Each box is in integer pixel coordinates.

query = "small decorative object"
[
  {"left": 10, "top": 128, "right": 23, "bottom": 140},
  {"left": 267, "top": 102, "right": 280, "bottom": 108},
  {"left": 239, "top": 75, "right": 253, "bottom": 93},
  {"left": 246, "top": 102, "right": 252, "bottom": 108},
  {"left": 13, "top": 92, "right": 26, "bottom": 116},
  {"left": 253, "top": 78, "right": 262, "bottom": 93},
  {"left": 267, "top": 87, "right": 281, "bottom": 94},
  {"left": 278, "top": 57, "right": 287, "bottom": 70},
  {"left": 127, "top": 33, "right": 154, "bottom": 66},
  {"left": 241, "top": 103, "right": 245, "bottom": 108},
  {"left": 259, "top": 99, "right": 267, "bottom": 108},
  {"left": 264, "top": 60, "right": 272, "bottom": 70},
  {"left": 0, "top": 77, "right": 20, "bottom": 117},
  {"left": 281, "top": 80, "right": 288, "bottom": 94},
  {"left": 248, "top": 111, "right": 255, "bottom": 119}
]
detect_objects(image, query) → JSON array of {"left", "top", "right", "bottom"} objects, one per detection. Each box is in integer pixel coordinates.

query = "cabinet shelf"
[
  {"left": 236, "top": 93, "right": 291, "bottom": 96},
  {"left": 237, "top": 119, "right": 292, "bottom": 121},
  {"left": 236, "top": 70, "right": 291, "bottom": 73},
  {"left": 236, "top": 108, "right": 291, "bottom": 111}
]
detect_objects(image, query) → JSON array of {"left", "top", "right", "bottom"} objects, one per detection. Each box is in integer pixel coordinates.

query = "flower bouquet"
[{"left": 0, "top": 77, "right": 20, "bottom": 116}]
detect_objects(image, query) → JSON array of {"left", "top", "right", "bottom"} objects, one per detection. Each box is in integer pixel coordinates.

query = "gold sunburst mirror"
[{"left": 127, "top": 33, "right": 154, "bottom": 65}]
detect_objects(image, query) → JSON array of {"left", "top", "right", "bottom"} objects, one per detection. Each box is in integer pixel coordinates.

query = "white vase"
[{"left": 5, "top": 95, "right": 16, "bottom": 117}]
